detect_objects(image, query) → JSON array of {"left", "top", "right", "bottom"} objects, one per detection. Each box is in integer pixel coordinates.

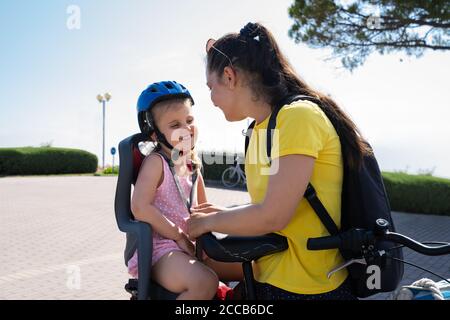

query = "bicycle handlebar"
[
  {"left": 307, "top": 234, "right": 342, "bottom": 251},
  {"left": 307, "top": 219, "right": 450, "bottom": 256},
  {"left": 383, "top": 232, "right": 450, "bottom": 256}
]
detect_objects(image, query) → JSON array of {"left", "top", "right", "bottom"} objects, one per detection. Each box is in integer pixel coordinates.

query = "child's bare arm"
[
  {"left": 131, "top": 154, "right": 184, "bottom": 241},
  {"left": 196, "top": 172, "right": 208, "bottom": 205}
]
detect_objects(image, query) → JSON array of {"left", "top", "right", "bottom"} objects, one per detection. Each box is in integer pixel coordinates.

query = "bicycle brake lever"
[{"left": 327, "top": 257, "right": 367, "bottom": 279}]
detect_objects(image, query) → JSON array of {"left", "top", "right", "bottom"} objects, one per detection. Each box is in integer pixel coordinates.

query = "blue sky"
[{"left": 0, "top": 0, "right": 449, "bottom": 178}]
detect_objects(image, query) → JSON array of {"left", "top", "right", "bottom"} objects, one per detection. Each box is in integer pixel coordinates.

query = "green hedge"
[
  {"left": 382, "top": 172, "right": 450, "bottom": 216},
  {"left": 103, "top": 166, "right": 119, "bottom": 174},
  {"left": 0, "top": 147, "right": 98, "bottom": 175}
]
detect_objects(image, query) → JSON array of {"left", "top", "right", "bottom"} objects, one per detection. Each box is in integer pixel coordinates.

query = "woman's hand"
[
  {"left": 187, "top": 212, "right": 214, "bottom": 240},
  {"left": 188, "top": 203, "right": 229, "bottom": 239},
  {"left": 191, "top": 202, "right": 227, "bottom": 214},
  {"left": 175, "top": 232, "right": 195, "bottom": 257}
]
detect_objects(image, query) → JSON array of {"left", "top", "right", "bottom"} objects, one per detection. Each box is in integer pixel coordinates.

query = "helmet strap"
[{"left": 154, "top": 127, "right": 175, "bottom": 151}]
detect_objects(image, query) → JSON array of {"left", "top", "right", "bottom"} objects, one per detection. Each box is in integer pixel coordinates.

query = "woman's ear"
[
  {"left": 150, "top": 132, "right": 157, "bottom": 142},
  {"left": 223, "top": 66, "right": 237, "bottom": 89}
]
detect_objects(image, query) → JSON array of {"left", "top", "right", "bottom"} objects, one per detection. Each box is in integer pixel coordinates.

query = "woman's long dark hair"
[{"left": 207, "top": 22, "right": 372, "bottom": 170}]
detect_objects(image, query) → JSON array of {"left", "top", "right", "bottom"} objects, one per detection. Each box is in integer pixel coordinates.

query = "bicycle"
[
  {"left": 117, "top": 135, "right": 450, "bottom": 300},
  {"left": 221, "top": 155, "right": 246, "bottom": 188},
  {"left": 307, "top": 218, "right": 450, "bottom": 300}
]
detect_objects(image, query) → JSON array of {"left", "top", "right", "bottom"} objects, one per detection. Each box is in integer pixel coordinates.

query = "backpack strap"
[
  {"left": 243, "top": 94, "right": 309, "bottom": 157},
  {"left": 267, "top": 95, "right": 322, "bottom": 163},
  {"left": 304, "top": 184, "right": 339, "bottom": 235},
  {"left": 266, "top": 107, "right": 281, "bottom": 165},
  {"left": 244, "top": 94, "right": 340, "bottom": 237},
  {"left": 244, "top": 120, "right": 256, "bottom": 156}
]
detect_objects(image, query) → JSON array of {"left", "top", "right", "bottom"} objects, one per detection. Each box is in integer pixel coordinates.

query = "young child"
[
  {"left": 128, "top": 81, "right": 243, "bottom": 300},
  {"left": 128, "top": 81, "right": 240, "bottom": 300}
]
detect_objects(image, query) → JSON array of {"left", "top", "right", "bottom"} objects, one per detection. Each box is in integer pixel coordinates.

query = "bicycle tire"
[{"left": 221, "top": 167, "right": 241, "bottom": 188}]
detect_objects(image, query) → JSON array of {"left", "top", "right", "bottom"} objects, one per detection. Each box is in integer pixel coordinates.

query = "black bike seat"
[{"left": 198, "top": 232, "right": 288, "bottom": 262}]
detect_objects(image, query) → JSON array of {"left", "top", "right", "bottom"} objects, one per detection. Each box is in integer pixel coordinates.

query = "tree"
[{"left": 288, "top": 0, "right": 450, "bottom": 70}]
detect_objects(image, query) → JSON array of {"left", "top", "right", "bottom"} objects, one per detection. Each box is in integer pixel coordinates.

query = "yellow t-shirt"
[{"left": 245, "top": 99, "right": 348, "bottom": 294}]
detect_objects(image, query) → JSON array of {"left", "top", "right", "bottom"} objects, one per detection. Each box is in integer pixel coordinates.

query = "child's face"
[{"left": 152, "top": 100, "right": 197, "bottom": 153}]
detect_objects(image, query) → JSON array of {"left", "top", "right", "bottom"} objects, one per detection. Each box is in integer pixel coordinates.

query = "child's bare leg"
[
  {"left": 203, "top": 256, "right": 244, "bottom": 282},
  {"left": 152, "top": 251, "right": 219, "bottom": 300}
]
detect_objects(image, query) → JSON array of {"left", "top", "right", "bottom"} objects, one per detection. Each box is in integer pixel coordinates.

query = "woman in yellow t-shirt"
[{"left": 187, "top": 22, "right": 371, "bottom": 300}]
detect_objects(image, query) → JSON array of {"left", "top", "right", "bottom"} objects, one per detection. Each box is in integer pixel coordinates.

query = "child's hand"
[{"left": 175, "top": 232, "right": 195, "bottom": 257}]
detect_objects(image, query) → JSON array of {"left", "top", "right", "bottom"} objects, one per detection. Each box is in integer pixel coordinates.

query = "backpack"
[{"left": 244, "top": 95, "right": 404, "bottom": 298}]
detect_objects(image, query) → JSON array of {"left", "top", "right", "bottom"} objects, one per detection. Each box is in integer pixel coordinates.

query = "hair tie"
[{"left": 240, "top": 22, "right": 260, "bottom": 42}]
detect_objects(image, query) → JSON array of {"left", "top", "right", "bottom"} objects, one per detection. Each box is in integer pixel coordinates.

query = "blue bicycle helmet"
[{"left": 136, "top": 81, "right": 194, "bottom": 150}]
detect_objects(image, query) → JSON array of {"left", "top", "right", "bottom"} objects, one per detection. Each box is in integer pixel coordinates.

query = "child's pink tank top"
[{"left": 127, "top": 152, "right": 197, "bottom": 278}]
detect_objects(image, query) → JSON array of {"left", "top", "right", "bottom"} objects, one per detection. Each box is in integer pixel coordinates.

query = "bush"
[
  {"left": 0, "top": 147, "right": 98, "bottom": 176},
  {"left": 382, "top": 172, "right": 450, "bottom": 216},
  {"left": 103, "top": 166, "right": 119, "bottom": 174}
]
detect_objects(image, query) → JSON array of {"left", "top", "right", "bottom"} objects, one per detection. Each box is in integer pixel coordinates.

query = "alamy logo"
[
  {"left": 366, "top": 15, "right": 381, "bottom": 30},
  {"left": 246, "top": 128, "right": 280, "bottom": 175},
  {"left": 366, "top": 265, "right": 381, "bottom": 290},
  {"left": 66, "top": 5, "right": 81, "bottom": 30},
  {"left": 66, "top": 265, "right": 81, "bottom": 290}
]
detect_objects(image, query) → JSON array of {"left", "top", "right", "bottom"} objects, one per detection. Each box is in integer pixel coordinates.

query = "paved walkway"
[{"left": 0, "top": 176, "right": 448, "bottom": 300}]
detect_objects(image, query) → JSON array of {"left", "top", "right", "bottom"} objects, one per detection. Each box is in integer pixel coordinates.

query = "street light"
[{"left": 96, "top": 92, "right": 111, "bottom": 169}]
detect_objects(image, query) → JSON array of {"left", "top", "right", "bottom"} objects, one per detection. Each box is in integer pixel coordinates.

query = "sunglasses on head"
[{"left": 206, "top": 38, "right": 234, "bottom": 68}]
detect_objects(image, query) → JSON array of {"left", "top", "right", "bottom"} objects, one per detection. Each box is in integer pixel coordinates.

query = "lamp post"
[{"left": 96, "top": 92, "right": 111, "bottom": 169}]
